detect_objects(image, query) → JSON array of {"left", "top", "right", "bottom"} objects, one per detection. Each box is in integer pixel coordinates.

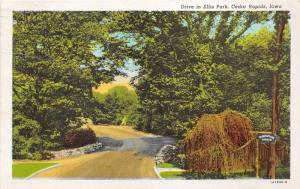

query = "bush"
[
  {"left": 64, "top": 127, "right": 97, "bottom": 148},
  {"left": 183, "top": 109, "right": 253, "bottom": 174},
  {"left": 13, "top": 113, "right": 43, "bottom": 160}
]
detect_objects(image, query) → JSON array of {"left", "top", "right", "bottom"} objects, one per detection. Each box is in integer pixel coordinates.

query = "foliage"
[
  {"left": 12, "top": 112, "right": 45, "bottom": 159},
  {"left": 106, "top": 12, "right": 291, "bottom": 139},
  {"left": 110, "top": 12, "right": 289, "bottom": 138},
  {"left": 13, "top": 11, "right": 290, "bottom": 162},
  {"left": 64, "top": 127, "right": 97, "bottom": 148},
  {"left": 183, "top": 170, "right": 254, "bottom": 179},
  {"left": 261, "top": 167, "right": 290, "bottom": 179},
  {"left": 184, "top": 110, "right": 253, "bottom": 174},
  {"left": 92, "top": 86, "right": 140, "bottom": 126},
  {"left": 226, "top": 26, "right": 290, "bottom": 133},
  {"left": 13, "top": 163, "right": 58, "bottom": 178},
  {"left": 183, "top": 166, "right": 289, "bottom": 179},
  {"left": 13, "top": 12, "right": 128, "bottom": 158}
]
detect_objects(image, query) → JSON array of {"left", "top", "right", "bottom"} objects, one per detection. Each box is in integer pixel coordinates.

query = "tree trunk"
[{"left": 268, "top": 12, "right": 288, "bottom": 179}]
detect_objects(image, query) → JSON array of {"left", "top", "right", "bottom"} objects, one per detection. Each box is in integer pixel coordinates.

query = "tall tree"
[
  {"left": 114, "top": 12, "right": 270, "bottom": 137},
  {"left": 268, "top": 11, "right": 289, "bottom": 179},
  {"left": 13, "top": 12, "right": 129, "bottom": 158}
]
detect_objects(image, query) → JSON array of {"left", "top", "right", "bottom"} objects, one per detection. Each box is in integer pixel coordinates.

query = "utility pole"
[{"left": 268, "top": 11, "right": 289, "bottom": 179}]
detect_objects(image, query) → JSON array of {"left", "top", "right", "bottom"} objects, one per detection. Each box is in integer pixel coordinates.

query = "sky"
[
  {"left": 118, "top": 58, "right": 138, "bottom": 77},
  {"left": 244, "top": 20, "right": 274, "bottom": 35}
]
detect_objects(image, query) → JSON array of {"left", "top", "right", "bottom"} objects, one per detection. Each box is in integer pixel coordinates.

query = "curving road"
[{"left": 35, "top": 126, "right": 176, "bottom": 179}]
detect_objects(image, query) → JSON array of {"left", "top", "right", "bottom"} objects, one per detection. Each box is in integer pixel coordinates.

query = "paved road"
[
  {"left": 35, "top": 126, "right": 176, "bottom": 179},
  {"left": 119, "top": 137, "right": 176, "bottom": 156}
]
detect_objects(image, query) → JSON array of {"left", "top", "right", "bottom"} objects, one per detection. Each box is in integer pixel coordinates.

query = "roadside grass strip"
[
  {"left": 160, "top": 170, "right": 185, "bottom": 179},
  {"left": 155, "top": 164, "right": 289, "bottom": 179},
  {"left": 156, "top": 163, "right": 175, "bottom": 168},
  {"left": 155, "top": 162, "right": 186, "bottom": 179},
  {"left": 13, "top": 162, "right": 58, "bottom": 179}
]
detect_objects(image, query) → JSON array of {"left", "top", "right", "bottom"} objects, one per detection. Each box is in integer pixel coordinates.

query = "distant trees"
[{"left": 92, "top": 86, "right": 139, "bottom": 126}]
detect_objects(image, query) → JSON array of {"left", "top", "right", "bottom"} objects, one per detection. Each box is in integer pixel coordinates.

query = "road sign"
[{"left": 257, "top": 134, "right": 276, "bottom": 143}]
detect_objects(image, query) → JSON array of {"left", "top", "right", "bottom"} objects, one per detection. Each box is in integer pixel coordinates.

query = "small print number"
[{"left": 271, "top": 180, "right": 288, "bottom": 184}]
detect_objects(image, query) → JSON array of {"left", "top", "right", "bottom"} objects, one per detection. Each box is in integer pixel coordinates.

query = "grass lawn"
[
  {"left": 183, "top": 166, "right": 290, "bottom": 179},
  {"left": 223, "top": 167, "right": 289, "bottom": 179},
  {"left": 260, "top": 167, "right": 290, "bottom": 179},
  {"left": 157, "top": 162, "right": 175, "bottom": 168},
  {"left": 160, "top": 171, "right": 185, "bottom": 179},
  {"left": 13, "top": 162, "right": 58, "bottom": 178}
]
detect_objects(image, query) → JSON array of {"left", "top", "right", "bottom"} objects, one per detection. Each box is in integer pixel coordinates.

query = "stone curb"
[
  {"left": 25, "top": 164, "right": 61, "bottom": 180},
  {"left": 154, "top": 165, "right": 186, "bottom": 179},
  {"left": 153, "top": 165, "right": 164, "bottom": 179}
]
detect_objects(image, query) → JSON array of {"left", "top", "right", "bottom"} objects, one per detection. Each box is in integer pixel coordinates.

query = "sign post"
[
  {"left": 257, "top": 134, "right": 276, "bottom": 143},
  {"left": 255, "top": 133, "right": 277, "bottom": 178},
  {"left": 256, "top": 139, "right": 259, "bottom": 178}
]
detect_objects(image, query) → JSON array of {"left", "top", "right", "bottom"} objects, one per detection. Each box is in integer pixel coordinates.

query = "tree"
[
  {"left": 13, "top": 11, "right": 291, "bottom": 167},
  {"left": 92, "top": 86, "right": 139, "bottom": 126},
  {"left": 268, "top": 11, "right": 289, "bottom": 179},
  {"left": 13, "top": 12, "right": 129, "bottom": 158},
  {"left": 112, "top": 12, "right": 271, "bottom": 137}
]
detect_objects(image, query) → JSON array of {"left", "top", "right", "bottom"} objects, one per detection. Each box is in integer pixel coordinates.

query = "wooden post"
[{"left": 256, "top": 139, "right": 260, "bottom": 178}]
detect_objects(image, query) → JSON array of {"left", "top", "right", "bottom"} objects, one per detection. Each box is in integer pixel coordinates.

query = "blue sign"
[{"left": 257, "top": 134, "right": 276, "bottom": 143}]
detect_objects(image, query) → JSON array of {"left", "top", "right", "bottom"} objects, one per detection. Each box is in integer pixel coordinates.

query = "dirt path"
[{"left": 34, "top": 125, "right": 175, "bottom": 179}]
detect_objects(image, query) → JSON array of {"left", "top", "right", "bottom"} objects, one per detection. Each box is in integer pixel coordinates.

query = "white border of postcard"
[{"left": 1, "top": 0, "right": 300, "bottom": 189}]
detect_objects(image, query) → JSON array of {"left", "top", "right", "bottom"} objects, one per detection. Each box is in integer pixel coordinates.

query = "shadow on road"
[{"left": 97, "top": 136, "right": 176, "bottom": 157}]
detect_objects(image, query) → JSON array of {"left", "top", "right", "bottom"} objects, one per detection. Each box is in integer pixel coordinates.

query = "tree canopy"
[
  {"left": 13, "top": 11, "right": 290, "bottom": 160},
  {"left": 108, "top": 12, "right": 289, "bottom": 137},
  {"left": 13, "top": 12, "right": 129, "bottom": 158}
]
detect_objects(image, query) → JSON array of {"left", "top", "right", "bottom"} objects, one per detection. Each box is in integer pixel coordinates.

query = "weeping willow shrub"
[{"left": 183, "top": 109, "right": 254, "bottom": 174}]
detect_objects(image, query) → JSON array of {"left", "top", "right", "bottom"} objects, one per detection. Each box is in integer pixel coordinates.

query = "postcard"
[{"left": 1, "top": 0, "right": 300, "bottom": 189}]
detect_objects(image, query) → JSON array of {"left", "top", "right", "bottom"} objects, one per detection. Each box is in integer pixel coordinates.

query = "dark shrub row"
[{"left": 64, "top": 127, "right": 97, "bottom": 148}]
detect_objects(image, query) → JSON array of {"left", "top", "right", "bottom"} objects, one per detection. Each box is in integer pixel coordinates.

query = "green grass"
[
  {"left": 13, "top": 162, "right": 58, "bottom": 178},
  {"left": 184, "top": 166, "right": 290, "bottom": 179},
  {"left": 160, "top": 171, "right": 185, "bottom": 179},
  {"left": 260, "top": 167, "right": 290, "bottom": 179},
  {"left": 157, "top": 162, "right": 175, "bottom": 168}
]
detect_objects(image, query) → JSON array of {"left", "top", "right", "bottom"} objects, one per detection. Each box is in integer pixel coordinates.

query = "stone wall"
[
  {"left": 155, "top": 145, "right": 178, "bottom": 164},
  {"left": 51, "top": 143, "right": 103, "bottom": 159},
  {"left": 155, "top": 144, "right": 185, "bottom": 168}
]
